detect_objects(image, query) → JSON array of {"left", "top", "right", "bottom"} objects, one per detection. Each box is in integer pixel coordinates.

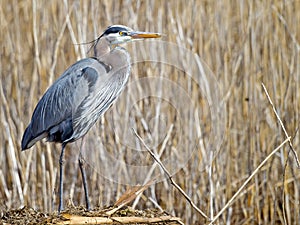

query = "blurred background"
[{"left": 1, "top": 0, "right": 300, "bottom": 224}]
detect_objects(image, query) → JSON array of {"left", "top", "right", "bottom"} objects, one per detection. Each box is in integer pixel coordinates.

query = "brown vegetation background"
[{"left": 1, "top": 0, "right": 300, "bottom": 224}]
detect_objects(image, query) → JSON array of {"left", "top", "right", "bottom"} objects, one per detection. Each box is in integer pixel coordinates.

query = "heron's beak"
[{"left": 129, "top": 31, "right": 161, "bottom": 39}]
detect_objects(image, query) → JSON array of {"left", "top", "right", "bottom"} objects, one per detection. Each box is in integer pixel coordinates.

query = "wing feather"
[
  {"left": 21, "top": 58, "right": 106, "bottom": 149},
  {"left": 22, "top": 47, "right": 131, "bottom": 149}
]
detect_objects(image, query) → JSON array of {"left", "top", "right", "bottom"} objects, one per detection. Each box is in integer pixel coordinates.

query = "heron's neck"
[
  {"left": 94, "top": 38, "right": 110, "bottom": 58},
  {"left": 94, "top": 38, "right": 130, "bottom": 71}
]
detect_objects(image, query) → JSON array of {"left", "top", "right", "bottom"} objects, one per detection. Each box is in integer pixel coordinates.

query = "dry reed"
[{"left": 1, "top": 0, "right": 300, "bottom": 224}]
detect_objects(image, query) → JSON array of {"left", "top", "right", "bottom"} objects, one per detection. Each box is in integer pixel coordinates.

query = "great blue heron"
[{"left": 21, "top": 25, "right": 161, "bottom": 212}]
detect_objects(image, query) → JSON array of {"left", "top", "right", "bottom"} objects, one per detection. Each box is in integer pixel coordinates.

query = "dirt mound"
[{"left": 1, "top": 206, "right": 182, "bottom": 224}]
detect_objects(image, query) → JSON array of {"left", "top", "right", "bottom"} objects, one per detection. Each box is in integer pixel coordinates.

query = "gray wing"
[{"left": 21, "top": 57, "right": 107, "bottom": 149}]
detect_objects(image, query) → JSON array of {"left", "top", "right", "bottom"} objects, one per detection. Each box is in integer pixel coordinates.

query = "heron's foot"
[{"left": 58, "top": 203, "right": 64, "bottom": 214}]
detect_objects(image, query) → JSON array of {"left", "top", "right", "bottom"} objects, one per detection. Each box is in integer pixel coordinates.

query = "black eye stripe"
[{"left": 104, "top": 26, "right": 128, "bottom": 35}]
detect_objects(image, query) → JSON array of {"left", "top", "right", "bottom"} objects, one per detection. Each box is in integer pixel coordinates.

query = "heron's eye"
[{"left": 119, "top": 31, "right": 128, "bottom": 36}]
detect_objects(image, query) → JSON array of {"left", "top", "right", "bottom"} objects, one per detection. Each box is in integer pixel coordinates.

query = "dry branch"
[
  {"left": 58, "top": 214, "right": 182, "bottom": 224},
  {"left": 209, "top": 84, "right": 299, "bottom": 224},
  {"left": 261, "top": 83, "right": 300, "bottom": 167},
  {"left": 208, "top": 137, "right": 291, "bottom": 225},
  {"left": 132, "top": 128, "right": 209, "bottom": 220}
]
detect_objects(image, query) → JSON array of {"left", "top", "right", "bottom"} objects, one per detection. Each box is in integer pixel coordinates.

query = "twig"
[
  {"left": 208, "top": 137, "right": 291, "bottom": 225},
  {"left": 261, "top": 83, "right": 300, "bottom": 168},
  {"left": 106, "top": 180, "right": 154, "bottom": 216},
  {"left": 262, "top": 83, "right": 300, "bottom": 224},
  {"left": 132, "top": 124, "right": 174, "bottom": 208},
  {"left": 132, "top": 128, "right": 209, "bottom": 220}
]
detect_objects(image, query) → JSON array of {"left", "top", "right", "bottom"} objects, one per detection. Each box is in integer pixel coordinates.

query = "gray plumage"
[
  {"left": 21, "top": 25, "right": 161, "bottom": 212},
  {"left": 22, "top": 48, "right": 130, "bottom": 149}
]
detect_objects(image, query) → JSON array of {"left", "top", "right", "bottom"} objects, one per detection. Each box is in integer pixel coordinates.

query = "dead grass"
[
  {"left": 1, "top": 205, "right": 182, "bottom": 224},
  {"left": 1, "top": 0, "right": 300, "bottom": 224}
]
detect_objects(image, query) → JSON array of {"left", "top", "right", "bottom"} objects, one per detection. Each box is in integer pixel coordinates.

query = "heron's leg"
[
  {"left": 58, "top": 143, "right": 66, "bottom": 213},
  {"left": 79, "top": 137, "right": 90, "bottom": 210}
]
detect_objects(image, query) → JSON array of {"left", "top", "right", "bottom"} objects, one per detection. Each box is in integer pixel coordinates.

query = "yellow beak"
[{"left": 129, "top": 31, "right": 162, "bottom": 39}]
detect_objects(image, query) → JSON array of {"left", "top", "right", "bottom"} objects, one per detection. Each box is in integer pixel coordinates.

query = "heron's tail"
[
  {"left": 21, "top": 125, "right": 47, "bottom": 150},
  {"left": 21, "top": 126, "right": 34, "bottom": 150}
]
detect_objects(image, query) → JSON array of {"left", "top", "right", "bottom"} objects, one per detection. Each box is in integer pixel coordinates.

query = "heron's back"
[{"left": 22, "top": 48, "right": 131, "bottom": 150}]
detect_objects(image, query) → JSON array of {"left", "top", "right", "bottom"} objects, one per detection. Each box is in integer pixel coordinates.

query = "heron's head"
[{"left": 100, "top": 25, "right": 161, "bottom": 45}]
